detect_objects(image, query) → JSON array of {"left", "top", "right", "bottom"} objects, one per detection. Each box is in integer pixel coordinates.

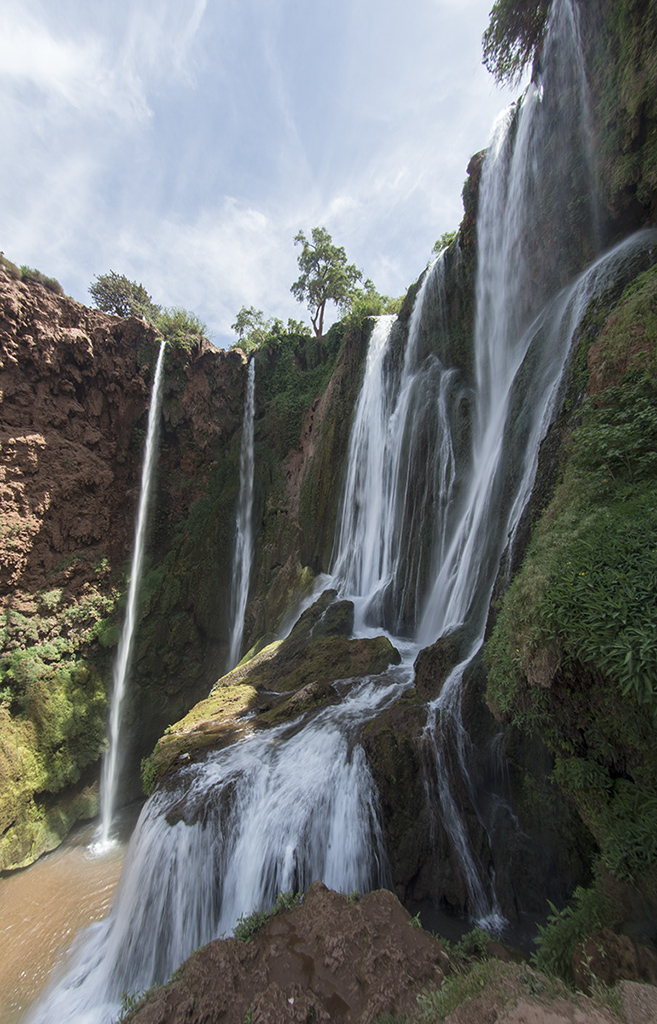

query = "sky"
[{"left": 0, "top": 0, "right": 520, "bottom": 348}]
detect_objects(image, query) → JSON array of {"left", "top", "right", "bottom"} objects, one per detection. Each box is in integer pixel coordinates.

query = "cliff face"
[{"left": 0, "top": 270, "right": 248, "bottom": 867}]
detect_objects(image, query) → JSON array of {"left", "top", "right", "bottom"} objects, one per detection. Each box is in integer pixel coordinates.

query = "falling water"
[
  {"left": 228, "top": 358, "right": 256, "bottom": 668},
  {"left": 25, "top": 0, "right": 657, "bottom": 1013},
  {"left": 98, "top": 341, "right": 166, "bottom": 848},
  {"left": 410, "top": 0, "right": 606, "bottom": 918},
  {"left": 27, "top": 666, "right": 413, "bottom": 1024},
  {"left": 331, "top": 257, "right": 465, "bottom": 634},
  {"left": 422, "top": 229, "right": 657, "bottom": 918}
]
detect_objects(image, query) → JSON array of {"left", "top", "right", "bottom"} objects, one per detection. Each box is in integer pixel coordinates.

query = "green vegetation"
[
  {"left": 233, "top": 891, "right": 301, "bottom": 942},
  {"left": 417, "top": 959, "right": 497, "bottom": 1021},
  {"left": 0, "top": 253, "right": 64, "bottom": 294},
  {"left": 230, "top": 305, "right": 311, "bottom": 353},
  {"left": 291, "top": 226, "right": 364, "bottom": 337},
  {"left": 531, "top": 883, "right": 621, "bottom": 986},
  {"left": 482, "top": 0, "right": 550, "bottom": 85},
  {"left": 89, "top": 271, "right": 207, "bottom": 349},
  {"left": 89, "top": 271, "right": 157, "bottom": 318},
  {"left": 431, "top": 230, "right": 458, "bottom": 256}
]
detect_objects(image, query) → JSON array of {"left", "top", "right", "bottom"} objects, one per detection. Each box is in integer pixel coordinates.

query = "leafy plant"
[
  {"left": 417, "top": 959, "right": 495, "bottom": 1021},
  {"left": 432, "top": 230, "right": 458, "bottom": 256},
  {"left": 233, "top": 891, "right": 301, "bottom": 942},
  {"left": 531, "top": 883, "right": 620, "bottom": 985},
  {"left": 482, "top": 0, "right": 550, "bottom": 85},
  {"left": 20, "top": 265, "right": 64, "bottom": 295},
  {"left": 154, "top": 306, "right": 207, "bottom": 350},
  {"left": 291, "top": 226, "right": 363, "bottom": 337},
  {"left": 89, "top": 271, "right": 159, "bottom": 319}
]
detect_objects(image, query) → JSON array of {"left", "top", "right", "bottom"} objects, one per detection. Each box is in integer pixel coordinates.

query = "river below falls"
[{"left": 0, "top": 804, "right": 142, "bottom": 1024}]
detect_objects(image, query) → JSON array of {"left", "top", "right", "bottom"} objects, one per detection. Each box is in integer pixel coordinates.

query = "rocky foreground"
[{"left": 122, "top": 883, "right": 657, "bottom": 1024}]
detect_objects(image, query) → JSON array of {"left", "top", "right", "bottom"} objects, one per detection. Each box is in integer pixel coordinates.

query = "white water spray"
[
  {"left": 332, "top": 257, "right": 463, "bottom": 634},
  {"left": 28, "top": 665, "right": 413, "bottom": 1024},
  {"left": 228, "top": 358, "right": 256, "bottom": 668},
  {"left": 98, "top": 341, "right": 166, "bottom": 848}
]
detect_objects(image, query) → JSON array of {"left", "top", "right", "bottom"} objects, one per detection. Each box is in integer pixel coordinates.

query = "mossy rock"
[
  {"left": 144, "top": 681, "right": 261, "bottom": 789},
  {"left": 144, "top": 595, "right": 401, "bottom": 792},
  {"left": 413, "top": 626, "right": 473, "bottom": 701}
]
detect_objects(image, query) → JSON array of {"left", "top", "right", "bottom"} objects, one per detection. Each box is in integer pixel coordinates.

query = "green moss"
[{"left": 486, "top": 260, "right": 657, "bottom": 899}]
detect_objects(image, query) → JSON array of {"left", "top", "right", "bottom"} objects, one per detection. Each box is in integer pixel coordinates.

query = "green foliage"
[
  {"left": 20, "top": 265, "right": 64, "bottom": 295},
  {"left": 153, "top": 306, "right": 207, "bottom": 351},
  {"left": 89, "top": 271, "right": 160, "bottom": 319},
  {"left": 574, "top": 372, "right": 657, "bottom": 483},
  {"left": 233, "top": 891, "right": 301, "bottom": 942},
  {"left": 231, "top": 306, "right": 269, "bottom": 350},
  {"left": 482, "top": 0, "right": 550, "bottom": 85},
  {"left": 539, "top": 486, "right": 657, "bottom": 705},
  {"left": 113, "top": 989, "right": 146, "bottom": 1023},
  {"left": 230, "top": 306, "right": 311, "bottom": 352},
  {"left": 417, "top": 959, "right": 495, "bottom": 1021},
  {"left": 233, "top": 907, "right": 270, "bottom": 942},
  {"left": 291, "top": 226, "right": 363, "bottom": 337},
  {"left": 342, "top": 282, "right": 402, "bottom": 331},
  {"left": 601, "top": 780, "right": 657, "bottom": 880},
  {"left": 0, "top": 252, "right": 21, "bottom": 279},
  {"left": 432, "top": 230, "right": 458, "bottom": 256},
  {"left": 140, "top": 755, "right": 158, "bottom": 796},
  {"left": 531, "top": 883, "right": 620, "bottom": 986}
]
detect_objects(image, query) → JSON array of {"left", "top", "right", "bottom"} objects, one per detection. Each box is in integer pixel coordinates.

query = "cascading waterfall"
[
  {"left": 98, "top": 340, "right": 166, "bottom": 849},
  {"left": 228, "top": 357, "right": 256, "bottom": 669},
  {"left": 28, "top": 667, "right": 413, "bottom": 1024},
  {"left": 422, "top": 229, "right": 657, "bottom": 918},
  {"left": 331, "top": 256, "right": 465, "bottom": 635},
  {"left": 26, "top": 0, "right": 657, "bottom": 1016},
  {"left": 414, "top": 0, "right": 603, "bottom": 919}
]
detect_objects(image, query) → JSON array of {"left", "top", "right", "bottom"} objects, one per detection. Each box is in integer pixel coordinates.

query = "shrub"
[
  {"left": 531, "top": 883, "right": 620, "bottom": 985},
  {"left": 20, "top": 265, "right": 64, "bottom": 295},
  {"left": 153, "top": 307, "right": 207, "bottom": 351}
]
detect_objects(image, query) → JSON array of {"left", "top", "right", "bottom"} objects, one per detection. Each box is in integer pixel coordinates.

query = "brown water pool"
[{"left": 0, "top": 806, "right": 140, "bottom": 1023}]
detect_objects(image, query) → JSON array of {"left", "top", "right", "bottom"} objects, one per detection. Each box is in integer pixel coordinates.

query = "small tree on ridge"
[{"left": 291, "top": 227, "right": 363, "bottom": 337}]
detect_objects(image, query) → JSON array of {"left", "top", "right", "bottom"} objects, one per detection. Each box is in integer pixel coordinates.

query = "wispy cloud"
[{"left": 0, "top": 0, "right": 517, "bottom": 346}]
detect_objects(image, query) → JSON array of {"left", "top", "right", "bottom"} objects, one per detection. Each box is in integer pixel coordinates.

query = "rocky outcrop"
[
  {"left": 143, "top": 591, "right": 401, "bottom": 791},
  {"left": 0, "top": 269, "right": 246, "bottom": 867},
  {"left": 124, "top": 883, "right": 449, "bottom": 1024}
]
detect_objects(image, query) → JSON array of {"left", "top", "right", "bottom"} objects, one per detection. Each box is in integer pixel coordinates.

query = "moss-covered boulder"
[{"left": 143, "top": 593, "right": 401, "bottom": 792}]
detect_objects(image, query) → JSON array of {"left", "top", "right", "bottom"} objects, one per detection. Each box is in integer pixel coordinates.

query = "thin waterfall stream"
[
  {"left": 228, "top": 357, "right": 256, "bottom": 669},
  {"left": 97, "top": 340, "right": 167, "bottom": 849}
]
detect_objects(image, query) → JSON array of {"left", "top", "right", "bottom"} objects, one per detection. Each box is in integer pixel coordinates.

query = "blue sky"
[{"left": 0, "top": 0, "right": 519, "bottom": 347}]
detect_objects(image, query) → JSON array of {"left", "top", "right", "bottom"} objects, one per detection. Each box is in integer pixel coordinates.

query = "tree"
[
  {"left": 432, "top": 229, "right": 458, "bottom": 256},
  {"left": 482, "top": 0, "right": 550, "bottom": 85},
  {"left": 231, "top": 306, "right": 311, "bottom": 352},
  {"left": 231, "top": 306, "right": 270, "bottom": 351},
  {"left": 89, "top": 271, "right": 160, "bottom": 319},
  {"left": 291, "top": 227, "right": 363, "bottom": 337}
]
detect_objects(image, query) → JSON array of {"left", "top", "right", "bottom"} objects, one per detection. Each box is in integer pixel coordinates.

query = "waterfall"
[
  {"left": 25, "top": 0, "right": 657, "bottom": 1015},
  {"left": 228, "top": 357, "right": 256, "bottom": 668},
  {"left": 27, "top": 668, "right": 412, "bottom": 1024},
  {"left": 98, "top": 340, "right": 166, "bottom": 848},
  {"left": 331, "top": 257, "right": 465, "bottom": 635},
  {"left": 413, "top": 0, "right": 626, "bottom": 918}
]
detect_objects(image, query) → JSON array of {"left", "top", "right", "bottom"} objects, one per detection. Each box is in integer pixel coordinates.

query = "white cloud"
[{"left": 0, "top": 0, "right": 522, "bottom": 347}]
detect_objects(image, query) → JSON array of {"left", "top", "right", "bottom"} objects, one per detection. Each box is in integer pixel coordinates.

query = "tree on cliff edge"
[
  {"left": 89, "top": 271, "right": 160, "bottom": 320},
  {"left": 482, "top": 0, "right": 550, "bottom": 85},
  {"left": 291, "top": 227, "right": 363, "bottom": 337}
]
